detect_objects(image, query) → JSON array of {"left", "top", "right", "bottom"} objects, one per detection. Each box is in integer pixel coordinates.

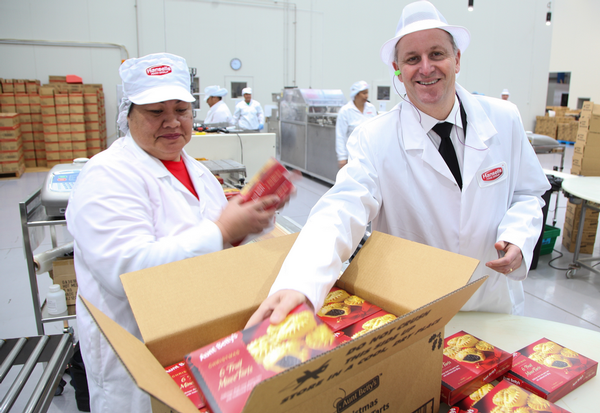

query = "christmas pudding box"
[
  {"left": 504, "top": 338, "right": 598, "bottom": 402},
  {"left": 316, "top": 286, "right": 382, "bottom": 332},
  {"left": 79, "top": 232, "right": 486, "bottom": 413},
  {"left": 441, "top": 331, "right": 513, "bottom": 406},
  {"left": 184, "top": 304, "right": 338, "bottom": 413},
  {"left": 466, "top": 378, "right": 571, "bottom": 412}
]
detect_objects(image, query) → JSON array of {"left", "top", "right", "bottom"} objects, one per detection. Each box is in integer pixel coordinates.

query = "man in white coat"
[
  {"left": 247, "top": 1, "right": 550, "bottom": 328},
  {"left": 204, "top": 85, "right": 233, "bottom": 125},
  {"left": 67, "top": 53, "right": 282, "bottom": 412},
  {"left": 233, "top": 87, "right": 265, "bottom": 130}
]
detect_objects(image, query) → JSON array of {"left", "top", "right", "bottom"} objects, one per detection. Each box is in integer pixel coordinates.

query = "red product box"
[
  {"left": 239, "top": 157, "right": 293, "bottom": 206},
  {"left": 334, "top": 310, "right": 397, "bottom": 343},
  {"left": 441, "top": 331, "right": 513, "bottom": 406},
  {"left": 316, "top": 287, "right": 382, "bottom": 332},
  {"left": 184, "top": 304, "right": 338, "bottom": 413},
  {"left": 503, "top": 338, "right": 598, "bottom": 402},
  {"left": 452, "top": 383, "right": 495, "bottom": 411},
  {"left": 165, "top": 361, "right": 208, "bottom": 411},
  {"left": 466, "top": 379, "right": 571, "bottom": 413}
]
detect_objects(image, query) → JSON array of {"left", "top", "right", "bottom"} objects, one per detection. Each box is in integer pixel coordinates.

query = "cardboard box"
[
  {"left": 0, "top": 113, "right": 19, "bottom": 128},
  {"left": 79, "top": 232, "right": 484, "bottom": 413},
  {"left": 504, "top": 338, "right": 598, "bottom": 402},
  {"left": 185, "top": 303, "right": 339, "bottom": 413},
  {"left": 440, "top": 331, "right": 513, "bottom": 406},
  {"left": 467, "top": 379, "right": 571, "bottom": 412}
]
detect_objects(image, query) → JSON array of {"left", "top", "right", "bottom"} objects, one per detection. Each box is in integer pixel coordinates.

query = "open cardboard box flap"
[{"left": 82, "top": 231, "right": 484, "bottom": 412}]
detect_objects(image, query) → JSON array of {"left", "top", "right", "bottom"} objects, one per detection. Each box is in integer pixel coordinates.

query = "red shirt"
[{"left": 160, "top": 158, "right": 199, "bottom": 199}]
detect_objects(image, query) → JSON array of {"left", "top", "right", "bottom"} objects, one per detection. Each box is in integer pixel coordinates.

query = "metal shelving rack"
[{"left": 19, "top": 188, "right": 76, "bottom": 337}]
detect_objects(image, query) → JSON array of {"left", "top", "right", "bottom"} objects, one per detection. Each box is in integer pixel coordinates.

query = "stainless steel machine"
[{"left": 279, "top": 88, "right": 346, "bottom": 184}]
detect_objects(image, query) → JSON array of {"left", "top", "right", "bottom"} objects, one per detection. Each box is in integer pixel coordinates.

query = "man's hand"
[
  {"left": 338, "top": 160, "right": 348, "bottom": 169},
  {"left": 245, "top": 289, "right": 312, "bottom": 328},
  {"left": 485, "top": 241, "right": 523, "bottom": 275},
  {"left": 216, "top": 195, "right": 279, "bottom": 245}
]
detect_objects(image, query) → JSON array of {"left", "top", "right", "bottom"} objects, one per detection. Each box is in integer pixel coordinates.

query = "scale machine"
[{"left": 40, "top": 158, "right": 89, "bottom": 218}]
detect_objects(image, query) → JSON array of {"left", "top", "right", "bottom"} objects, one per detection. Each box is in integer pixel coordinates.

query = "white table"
[
  {"left": 561, "top": 176, "right": 600, "bottom": 278},
  {"left": 440, "top": 312, "right": 599, "bottom": 413}
]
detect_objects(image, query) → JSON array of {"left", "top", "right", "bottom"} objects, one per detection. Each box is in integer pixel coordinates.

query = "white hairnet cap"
[
  {"left": 350, "top": 81, "right": 369, "bottom": 99},
  {"left": 501, "top": 89, "right": 510, "bottom": 96},
  {"left": 241, "top": 87, "right": 252, "bottom": 95},
  {"left": 379, "top": 1, "right": 471, "bottom": 71},
  {"left": 119, "top": 53, "right": 195, "bottom": 105},
  {"left": 204, "top": 85, "right": 228, "bottom": 101}
]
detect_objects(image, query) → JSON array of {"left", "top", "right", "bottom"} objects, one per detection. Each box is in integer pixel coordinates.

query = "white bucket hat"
[
  {"left": 241, "top": 87, "right": 252, "bottom": 95},
  {"left": 204, "top": 85, "right": 228, "bottom": 102},
  {"left": 119, "top": 53, "right": 195, "bottom": 105},
  {"left": 379, "top": 1, "right": 471, "bottom": 70},
  {"left": 350, "top": 80, "right": 369, "bottom": 99},
  {"left": 501, "top": 89, "right": 510, "bottom": 96}
]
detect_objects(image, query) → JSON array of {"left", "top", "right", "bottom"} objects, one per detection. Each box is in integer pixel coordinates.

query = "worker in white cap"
[
  {"left": 501, "top": 89, "right": 510, "bottom": 100},
  {"left": 66, "top": 53, "right": 284, "bottom": 413},
  {"left": 233, "top": 87, "right": 265, "bottom": 130},
  {"left": 248, "top": 1, "right": 549, "bottom": 328},
  {"left": 336, "top": 80, "right": 377, "bottom": 168},
  {"left": 204, "top": 85, "right": 233, "bottom": 124}
]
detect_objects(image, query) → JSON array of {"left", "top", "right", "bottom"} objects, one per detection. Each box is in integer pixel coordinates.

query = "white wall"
[
  {"left": 549, "top": 0, "right": 600, "bottom": 109},
  {"left": 1, "top": 0, "right": 556, "bottom": 142}
]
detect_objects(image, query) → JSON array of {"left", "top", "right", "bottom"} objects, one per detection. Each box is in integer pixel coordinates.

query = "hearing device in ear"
[{"left": 394, "top": 70, "right": 401, "bottom": 76}]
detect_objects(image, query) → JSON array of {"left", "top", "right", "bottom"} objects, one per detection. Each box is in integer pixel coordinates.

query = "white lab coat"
[
  {"left": 66, "top": 132, "right": 228, "bottom": 413},
  {"left": 335, "top": 100, "right": 377, "bottom": 161},
  {"left": 205, "top": 99, "right": 233, "bottom": 125},
  {"left": 233, "top": 99, "right": 265, "bottom": 130},
  {"left": 270, "top": 84, "right": 550, "bottom": 316}
]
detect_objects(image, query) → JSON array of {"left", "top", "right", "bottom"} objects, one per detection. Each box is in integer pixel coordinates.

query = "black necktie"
[{"left": 432, "top": 121, "right": 463, "bottom": 190}]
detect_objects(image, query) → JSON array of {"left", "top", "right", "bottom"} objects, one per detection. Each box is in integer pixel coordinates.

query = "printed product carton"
[
  {"left": 316, "top": 287, "right": 382, "bottom": 332},
  {"left": 441, "top": 331, "right": 513, "bottom": 406},
  {"left": 466, "top": 379, "right": 571, "bottom": 413},
  {"left": 503, "top": 338, "right": 598, "bottom": 402},
  {"left": 185, "top": 304, "right": 338, "bottom": 413},
  {"left": 165, "top": 362, "right": 208, "bottom": 411},
  {"left": 79, "top": 231, "right": 485, "bottom": 413},
  {"left": 334, "top": 310, "right": 397, "bottom": 344},
  {"left": 239, "top": 157, "right": 293, "bottom": 207}
]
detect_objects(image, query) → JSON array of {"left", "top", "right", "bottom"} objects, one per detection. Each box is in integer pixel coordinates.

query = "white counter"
[{"left": 185, "top": 132, "right": 276, "bottom": 178}]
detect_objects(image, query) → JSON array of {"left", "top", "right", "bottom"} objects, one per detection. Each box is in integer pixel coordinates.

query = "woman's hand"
[{"left": 216, "top": 194, "right": 279, "bottom": 245}]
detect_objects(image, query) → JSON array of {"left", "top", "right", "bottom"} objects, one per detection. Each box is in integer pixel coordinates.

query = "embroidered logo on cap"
[
  {"left": 146, "top": 65, "right": 172, "bottom": 76},
  {"left": 482, "top": 166, "right": 503, "bottom": 182}
]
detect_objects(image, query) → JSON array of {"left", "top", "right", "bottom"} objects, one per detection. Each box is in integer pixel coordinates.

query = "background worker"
[
  {"left": 336, "top": 80, "right": 377, "bottom": 168},
  {"left": 501, "top": 89, "right": 510, "bottom": 100},
  {"left": 204, "top": 85, "right": 233, "bottom": 125},
  {"left": 233, "top": 87, "right": 265, "bottom": 130},
  {"left": 67, "top": 53, "right": 282, "bottom": 412},
  {"left": 248, "top": 1, "right": 550, "bottom": 328}
]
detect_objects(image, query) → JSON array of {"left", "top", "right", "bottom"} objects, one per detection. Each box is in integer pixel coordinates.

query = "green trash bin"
[{"left": 540, "top": 225, "right": 561, "bottom": 255}]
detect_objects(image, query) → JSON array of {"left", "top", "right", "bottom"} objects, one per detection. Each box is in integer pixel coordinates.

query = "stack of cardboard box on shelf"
[
  {"left": 562, "top": 101, "right": 600, "bottom": 254},
  {"left": 0, "top": 76, "right": 107, "bottom": 170},
  {"left": 534, "top": 106, "right": 579, "bottom": 142},
  {"left": 0, "top": 113, "right": 26, "bottom": 175}
]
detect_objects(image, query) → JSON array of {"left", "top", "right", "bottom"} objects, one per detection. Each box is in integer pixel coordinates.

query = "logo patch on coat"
[{"left": 477, "top": 162, "right": 508, "bottom": 188}]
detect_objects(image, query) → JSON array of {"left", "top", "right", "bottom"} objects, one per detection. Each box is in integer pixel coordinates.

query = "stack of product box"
[
  {"left": 534, "top": 115, "right": 558, "bottom": 139},
  {"left": 572, "top": 101, "right": 600, "bottom": 176},
  {"left": 1, "top": 76, "right": 107, "bottom": 169},
  {"left": 0, "top": 113, "right": 25, "bottom": 175},
  {"left": 562, "top": 199, "right": 599, "bottom": 254}
]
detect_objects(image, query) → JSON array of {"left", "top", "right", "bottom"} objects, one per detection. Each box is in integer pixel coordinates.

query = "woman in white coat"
[
  {"left": 204, "top": 85, "right": 233, "bottom": 125},
  {"left": 66, "top": 53, "right": 281, "bottom": 412},
  {"left": 248, "top": 1, "right": 550, "bottom": 329},
  {"left": 335, "top": 80, "right": 377, "bottom": 168}
]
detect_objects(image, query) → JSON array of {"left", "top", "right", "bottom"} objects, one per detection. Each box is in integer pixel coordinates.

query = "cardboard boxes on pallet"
[
  {"left": 535, "top": 116, "right": 557, "bottom": 139},
  {"left": 80, "top": 232, "right": 485, "bottom": 413},
  {"left": 562, "top": 200, "right": 599, "bottom": 254},
  {"left": 572, "top": 101, "right": 600, "bottom": 176},
  {"left": 0, "top": 113, "right": 26, "bottom": 175}
]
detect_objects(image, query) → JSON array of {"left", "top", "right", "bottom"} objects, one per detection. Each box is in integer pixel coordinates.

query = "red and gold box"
[
  {"left": 316, "top": 287, "right": 382, "bottom": 332},
  {"left": 504, "top": 338, "right": 598, "bottom": 402},
  {"left": 239, "top": 157, "right": 293, "bottom": 207},
  {"left": 185, "top": 303, "right": 338, "bottom": 413},
  {"left": 164, "top": 361, "right": 208, "bottom": 411},
  {"left": 464, "top": 379, "right": 571, "bottom": 413},
  {"left": 333, "top": 310, "right": 397, "bottom": 344},
  {"left": 441, "top": 331, "right": 513, "bottom": 407}
]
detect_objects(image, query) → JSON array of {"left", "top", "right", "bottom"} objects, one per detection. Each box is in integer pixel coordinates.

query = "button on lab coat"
[
  {"left": 335, "top": 100, "right": 377, "bottom": 161},
  {"left": 233, "top": 99, "right": 265, "bottom": 130},
  {"left": 66, "top": 132, "right": 228, "bottom": 412},
  {"left": 270, "top": 84, "right": 550, "bottom": 316},
  {"left": 205, "top": 99, "right": 233, "bottom": 125}
]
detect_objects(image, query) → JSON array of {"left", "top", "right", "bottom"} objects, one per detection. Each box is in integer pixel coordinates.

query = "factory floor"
[{"left": 0, "top": 144, "right": 598, "bottom": 412}]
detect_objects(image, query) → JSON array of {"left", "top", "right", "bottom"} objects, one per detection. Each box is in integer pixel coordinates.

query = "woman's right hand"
[{"left": 215, "top": 194, "right": 280, "bottom": 245}]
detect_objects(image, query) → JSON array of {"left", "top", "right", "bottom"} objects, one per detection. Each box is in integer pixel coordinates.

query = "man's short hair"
[{"left": 393, "top": 29, "right": 458, "bottom": 67}]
